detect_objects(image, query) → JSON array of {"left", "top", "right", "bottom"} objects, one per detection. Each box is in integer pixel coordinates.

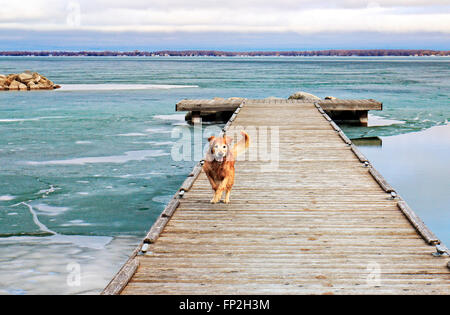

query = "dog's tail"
[{"left": 232, "top": 131, "right": 250, "bottom": 157}]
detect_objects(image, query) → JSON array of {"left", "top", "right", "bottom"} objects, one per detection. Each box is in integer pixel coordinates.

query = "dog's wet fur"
[{"left": 203, "top": 131, "right": 250, "bottom": 204}]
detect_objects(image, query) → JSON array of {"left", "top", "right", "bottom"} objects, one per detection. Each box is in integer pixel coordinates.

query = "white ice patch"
[
  {"left": 33, "top": 203, "right": 70, "bottom": 216},
  {"left": 145, "top": 127, "right": 172, "bottom": 134},
  {"left": 0, "top": 116, "right": 67, "bottom": 123},
  {"left": 117, "top": 133, "right": 147, "bottom": 137},
  {"left": 368, "top": 114, "right": 406, "bottom": 127},
  {"left": 153, "top": 114, "right": 186, "bottom": 122},
  {"left": 56, "top": 84, "right": 198, "bottom": 91},
  {"left": 75, "top": 141, "right": 93, "bottom": 144},
  {"left": 25, "top": 150, "right": 169, "bottom": 165},
  {"left": 0, "top": 195, "right": 16, "bottom": 201}
]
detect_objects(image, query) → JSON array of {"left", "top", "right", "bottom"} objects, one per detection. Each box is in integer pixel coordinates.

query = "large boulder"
[
  {"left": 18, "top": 72, "right": 34, "bottom": 83},
  {"left": 18, "top": 82, "right": 27, "bottom": 90},
  {"left": 32, "top": 73, "right": 41, "bottom": 83},
  {"left": 37, "top": 82, "right": 53, "bottom": 90},
  {"left": 8, "top": 80, "right": 21, "bottom": 90},
  {"left": 36, "top": 76, "right": 54, "bottom": 89},
  {"left": 4, "top": 74, "right": 18, "bottom": 86},
  {"left": 288, "top": 91, "right": 321, "bottom": 101},
  {"left": 27, "top": 81, "right": 39, "bottom": 90}
]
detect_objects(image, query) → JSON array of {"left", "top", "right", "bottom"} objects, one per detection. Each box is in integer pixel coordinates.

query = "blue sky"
[{"left": 0, "top": 0, "right": 449, "bottom": 51}]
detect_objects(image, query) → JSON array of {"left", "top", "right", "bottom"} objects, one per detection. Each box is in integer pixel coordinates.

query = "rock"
[
  {"left": 8, "top": 78, "right": 27, "bottom": 90},
  {"left": 8, "top": 80, "right": 21, "bottom": 90},
  {"left": 37, "top": 82, "right": 53, "bottom": 90},
  {"left": 325, "top": 96, "right": 337, "bottom": 100},
  {"left": 27, "top": 81, "right": 39, "bottom": 90},
  {"left": 5, "top": 74, "right": 18, "bottom": 86},
  {"left": 0, "top": 75, "right": 7, "bottom": 90},
  {"left": 18, "top": 82, "right": 27, "bottom": 90},
  {"left": 265, "top": 96, "right": 284, "bottom": 100},
  {"left": 39, "top": 77, "right": 54, "bottom": 85},
  {"left": 37, "top": 78, "right": 54, "bottom": 89},
  {"left": 32, "top": 73, "right": 41, "bottom": 83},
  {"left": 18, "top": 72, "right": 33, "bottom": 83},
  {"left": 227, "top": 97, "right": 246, "bottom": 101},
  {"left": 288, "top": 91, "right": 321, "bottom": 101},
  {"left": 0, "top": 72, "right": 59, "bottom": 91}
]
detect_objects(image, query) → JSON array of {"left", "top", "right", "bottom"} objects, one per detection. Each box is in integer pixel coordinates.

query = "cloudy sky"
[{"left": 0, "top": 0, "right": 449, "bottom": 50}]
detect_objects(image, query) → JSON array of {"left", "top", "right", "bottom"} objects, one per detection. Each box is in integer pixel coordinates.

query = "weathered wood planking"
[
  {"left": 318, "top": 99, "right": 382, "bottom": 111},
  {"left": 112, "top": 99, "right": 449, "bottom": 295},
  {"left": 176, "top": 98, "right": 382, "bottom": 112},
  {"left": 176, "top": 98, "right": 244, "bottom": 111},
  {"left": 397, "top": 201, "right": 440, "bottom": 245}
]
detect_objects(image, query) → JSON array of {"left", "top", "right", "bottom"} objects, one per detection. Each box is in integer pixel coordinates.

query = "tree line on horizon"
[{"left": 0, "top": 49, "right": 448, "bottom": 57}]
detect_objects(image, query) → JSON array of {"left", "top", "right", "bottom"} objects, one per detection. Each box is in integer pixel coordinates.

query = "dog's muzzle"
[{"left": 215, "top": 153, "right": 224, "bottom": 162}]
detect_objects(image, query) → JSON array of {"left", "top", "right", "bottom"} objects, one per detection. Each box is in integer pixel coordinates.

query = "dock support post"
[
  {"left": 359, "top": 111, "right": 368, "bottom": 126},
  {"left": 191, "top": 111, "right": 202, "bottom": 125}
]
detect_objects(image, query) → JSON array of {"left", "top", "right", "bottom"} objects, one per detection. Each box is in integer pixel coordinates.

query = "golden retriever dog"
[{"left": 203, "top": 131, "right": 250, "bottom": 204}]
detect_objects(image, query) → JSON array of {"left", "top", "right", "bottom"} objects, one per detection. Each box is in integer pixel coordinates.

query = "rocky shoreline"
[{"left": 0, "top": 71, "right": 61, "bottom": 91}]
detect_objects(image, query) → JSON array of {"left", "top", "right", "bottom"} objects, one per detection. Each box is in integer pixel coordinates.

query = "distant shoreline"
[{"left": 0, "top": 49, "right": 449, "bottom": 57}]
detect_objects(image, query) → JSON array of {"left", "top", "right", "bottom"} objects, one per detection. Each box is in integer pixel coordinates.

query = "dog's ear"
[
  {"left": 208, "top": 136, "right": 216, "bottom": 143},
  {"left": 224, "top": 136, "right": 233, "bottom": 145}
]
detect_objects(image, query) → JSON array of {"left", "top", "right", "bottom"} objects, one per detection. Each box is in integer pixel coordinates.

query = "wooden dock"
[
  {"left": 176, "top": 98, "right": 382, "bottom": 125},
  {"left": 103, "top": 99, "right": 449, "bottom": 295},
  {"left": 175, "top": 98, "right": 382, "bottom": 112}
]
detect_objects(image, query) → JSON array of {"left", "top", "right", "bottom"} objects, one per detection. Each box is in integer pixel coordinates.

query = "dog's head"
[{"left": 208, "top": 135, "right": 233, "bottom": 163}]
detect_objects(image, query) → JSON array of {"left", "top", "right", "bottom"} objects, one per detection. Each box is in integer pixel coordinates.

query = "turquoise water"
[{"left": 0, "top": 56, "right": 449, "bottom": 294}]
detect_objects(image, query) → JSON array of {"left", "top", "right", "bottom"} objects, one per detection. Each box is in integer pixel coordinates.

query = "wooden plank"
[
  {"left": 318, "top": 99, "right": 382, "bottom": 111},
  {"left": 102, "top": 257, "right": 139, "bottom": 295},
  {"left": 369, "top": 167, "right": 395, "bottom": 193},
  {"left": 330, "top": 120, "right": 341, "bottom": 132},
  {"left": 338, "top": 130, "right": 352, "bottom": 145},
  {"left": 176, "top": 99, "right": 244, "bottom": 111},
  {"left": 176, "top": 98, "right": 382, "bottom": 112},
  {"left": 351, "top": 144, "right": 369, "bottom": 163},
  {"left": 144, "top": 216, "right": 170, "bottom": 244},
  {"left": 189, "top": 162, "right": 203, "bottom": 177},
  {"left": 161, "top": 198, "right": 180, "bottom": 218},
  {"left": 397, "top": 200, "right": 440, "bottom": 245}
]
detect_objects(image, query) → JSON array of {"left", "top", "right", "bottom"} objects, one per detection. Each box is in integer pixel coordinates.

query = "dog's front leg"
[
  {"left": 224, "top": 189, "right": 232, "bottom": 204},
  {"left": 211, "top": 178, "right": 228, "bottom": 204},
  {"left": 205, "top": 172, "right": 218, "bottom": 191}
]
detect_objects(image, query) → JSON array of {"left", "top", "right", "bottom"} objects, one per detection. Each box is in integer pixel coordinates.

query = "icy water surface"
[{"left": 0, "top": 56, "right": 448, "bottom": 294}]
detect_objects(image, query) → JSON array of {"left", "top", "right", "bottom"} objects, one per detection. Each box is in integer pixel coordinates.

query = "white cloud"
[{"left": 0, "top": 0, "right": 448, "bottom": 34}]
